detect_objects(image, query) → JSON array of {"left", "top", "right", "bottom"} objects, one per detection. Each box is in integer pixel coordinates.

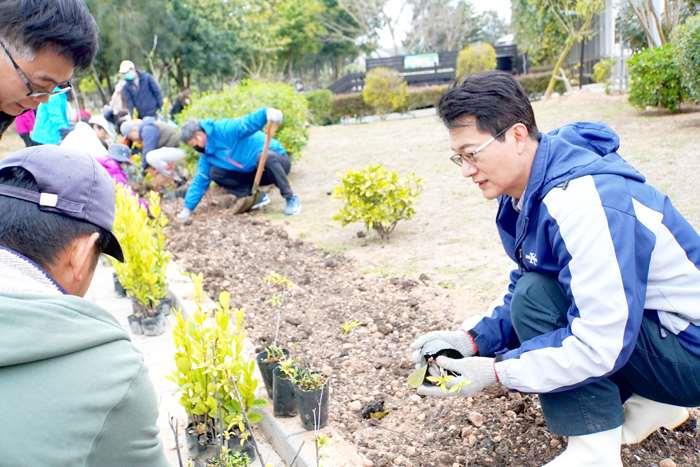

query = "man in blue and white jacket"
[
  {"left": 410, "top": 71, "right": 700, "bottom": 466},
  {"left": 177, "top": 107, "right": 301, "bottom": 220}
]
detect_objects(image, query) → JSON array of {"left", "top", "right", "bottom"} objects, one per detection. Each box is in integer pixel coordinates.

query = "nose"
[{"left": 460, "top": 161, "right": 477, "bottom": 178}]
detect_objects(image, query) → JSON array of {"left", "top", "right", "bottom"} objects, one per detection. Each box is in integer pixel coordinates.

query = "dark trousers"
[
  {"left": 18, "top": 133, "right": 37, "bottom": 147},
  {"left": 209, "top": 152, "right": 293, "bottom": 199},
  {"left": 510, "top": 272, "right": 700, "bottom": 436}
]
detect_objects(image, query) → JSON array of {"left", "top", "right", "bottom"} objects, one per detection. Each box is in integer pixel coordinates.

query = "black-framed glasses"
[
  {"left": 0, "top": 40, "right": 72, "bottom": 98},
  {"left": 449, "top": 125, "right": 513, "bottom": 167}
]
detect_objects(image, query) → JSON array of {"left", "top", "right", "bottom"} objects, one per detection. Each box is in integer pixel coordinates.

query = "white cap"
[
  {"left": 88, "top": 115, "right": 115, "bottom": 139},
  {"left": 118, "top": 60, "right": 135, "bottom": 74}
]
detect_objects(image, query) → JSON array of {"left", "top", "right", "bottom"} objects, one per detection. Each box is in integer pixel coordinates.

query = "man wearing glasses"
[
  {"left": 410, "top": 71, "right": 700, "bottom": 465},
  {"left": 0, "top": 0, "right": 97, "bottom": 140}
]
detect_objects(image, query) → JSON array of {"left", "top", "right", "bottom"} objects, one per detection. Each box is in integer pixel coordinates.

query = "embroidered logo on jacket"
[{"left": 525, "top": 251, "right": 538, "bottom": 266}]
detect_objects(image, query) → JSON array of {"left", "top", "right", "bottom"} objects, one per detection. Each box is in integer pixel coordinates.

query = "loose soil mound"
[{"left": 165, "top": 192, "right": 699, "bottom": 466}]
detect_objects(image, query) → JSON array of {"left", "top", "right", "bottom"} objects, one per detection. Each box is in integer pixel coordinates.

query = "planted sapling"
[{"left": 340, "top": 319, "right": 362, "bottom": 335}]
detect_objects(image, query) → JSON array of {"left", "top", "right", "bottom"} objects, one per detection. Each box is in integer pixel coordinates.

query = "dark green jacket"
[{"left": 0, "top": 276, "right": 169, "bottom": 466}]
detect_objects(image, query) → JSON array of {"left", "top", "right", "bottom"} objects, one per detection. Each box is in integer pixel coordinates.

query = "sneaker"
[
  {"left": 250, "top": 192, "right": 270, "bottom": 210},
  {"left": 283, "top": 195, "right": 301, "bottom": 215}
]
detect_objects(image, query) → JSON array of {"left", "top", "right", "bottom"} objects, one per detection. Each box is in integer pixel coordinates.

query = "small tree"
[
  {"left": 456, "top": 42, "right": 497, "bottom": 79},
  {"left": 362, "top": 67, "right": 408, "bottom": 116},
  {"left": 673, "top": 14, "right": 700, "bottom": 102},
  {"left": 332, "top": 164, "right": 423, "bottom": 240}
]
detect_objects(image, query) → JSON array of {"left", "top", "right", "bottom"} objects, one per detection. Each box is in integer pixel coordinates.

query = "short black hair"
[
  {"left": 0, "top": 167, "right": 109, "bottom": 268},
  {"left": 0, "top": 0, "right": 98, "bottom": 69},
  {"left": 438, "top": 71, "right": 539, "bottom": 140}
]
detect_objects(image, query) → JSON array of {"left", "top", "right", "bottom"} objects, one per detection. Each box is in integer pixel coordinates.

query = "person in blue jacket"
[
  {"left": 118, "top": 60, "right": 162, "bottom": 118},
  {"left": 409, "top": 71, "right": 700, "bottom": 466},
  {"left": 29, "top": 87, "right": 70, "bottom": 144},
  {"left": 176, "top": 107, "right": 301, "bottom": 220}
]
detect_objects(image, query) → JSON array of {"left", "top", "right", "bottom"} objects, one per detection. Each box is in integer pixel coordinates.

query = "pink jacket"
[
  {"left": 96, "top": 156, "right": 128, "bottom": 186},
  {"left": 14, "top": 110, "right": 36, "bottom": 135}
]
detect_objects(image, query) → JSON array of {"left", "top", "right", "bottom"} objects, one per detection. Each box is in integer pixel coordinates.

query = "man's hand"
[
  {"left": 266, "top": 107, "right": 283, "bottom": 125},
  {"left": 410, "top": 329, "right": 477, "bottom": 367},
  {"left": 176, "top": 207, "right": 191, "bottom": 223},
  {"left": 417, "top": 356, "right": 497, "bottom": 397}
]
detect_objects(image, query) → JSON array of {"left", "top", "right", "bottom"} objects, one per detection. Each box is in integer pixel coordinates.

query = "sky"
[{"left": 378, "top": 0, "right": 512, "bottom": 54}]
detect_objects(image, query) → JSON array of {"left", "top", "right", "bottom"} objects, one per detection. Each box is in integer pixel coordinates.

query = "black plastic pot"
[
  {"left": 160, "top": 296, "right": 174, "bottom": 316},
  {"left": 295, "top": 380, "right": 329, "bottom": 431},
  {"left": 127, "top": 314, "right": 143, "bottom": 335},
  {"left": 185, "top": 421, "right": 213, "bottom": 455},
  {"left": 113, "top": 273, "right": 126, "bottom": 297},
  {"left": 256, "top": 348, "right": 289, "bottom": 399},
  {"left": 142, "top": 311, "right": 166, "bottom": 336},
  {"left": 227, "top": 433, "right": 257, "bottom": 463},
  {"left": 272, "top": 366, "right": 297, "bottom": 417}
]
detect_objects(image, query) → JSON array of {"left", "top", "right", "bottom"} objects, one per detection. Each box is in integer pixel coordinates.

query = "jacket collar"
[{"left": 0, "top": 247, "right": 64, "bottom": 295}]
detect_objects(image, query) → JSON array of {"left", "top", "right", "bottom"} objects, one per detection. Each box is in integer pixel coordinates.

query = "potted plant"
[
  {"left": 293, "top": 366, "right": 330, "bottom": 431},
  {"left": 111, "top": 187, "right": 171, "bottom": 336},
  {"left": 272, "top": 358, "right": 298, "bottom": 417},
  {"left": 255, "top": 343, "right": 289, "bottom": 399},
  {"left": 171, "top": 284, "right": 266, "bottom": 462}
]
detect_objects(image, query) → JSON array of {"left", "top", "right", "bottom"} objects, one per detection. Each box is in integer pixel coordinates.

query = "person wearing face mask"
[
  {"left": 118, "top": 60, "right": 163, "bottom": 119},
  {"left": 177, "top": 107, "right": 301, "bottom": 222},
  {"left": 0, "top": 0, "right": 98, "bottom": 141}
]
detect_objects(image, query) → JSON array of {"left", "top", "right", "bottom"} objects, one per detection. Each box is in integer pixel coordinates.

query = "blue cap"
[{"left": 0, "top": 145, "right": 124, "bottom": 262}]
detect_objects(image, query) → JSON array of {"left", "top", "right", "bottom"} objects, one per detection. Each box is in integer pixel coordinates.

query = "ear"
[
  {"left": 68, "top": 232, "right": 100, "bottom": 284},
  {"left": 512, "top": 123, "right": 530, "bottom": 154}
]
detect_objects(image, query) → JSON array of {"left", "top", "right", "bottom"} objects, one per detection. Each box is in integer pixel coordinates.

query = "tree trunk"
[
  {"left": 90, "top": 65, "right": 108, "bottom": 105},
  {"left": 544, "top": 36, "right": 576, "bottom": 99}
]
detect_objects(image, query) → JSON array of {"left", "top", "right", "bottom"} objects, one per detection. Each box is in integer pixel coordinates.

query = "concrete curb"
[{"left": 165, "top": 262, "right": 370, "bottom": 467}]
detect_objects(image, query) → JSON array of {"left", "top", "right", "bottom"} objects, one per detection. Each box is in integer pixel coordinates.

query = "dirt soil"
[{"left": 164, "top": 190, "right": 699, "bottom": 467}]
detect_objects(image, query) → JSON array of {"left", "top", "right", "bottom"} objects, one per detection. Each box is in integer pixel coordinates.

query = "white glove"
[
  {"left": 409, "top": 329, "right": 477, "bottom": 367},
  {"left": 176, "top": 207, "right": 191, "bottom": 223},
  {"left": 266, "top": 107, "right": 283, "bottom": 124},
  {"left": 417, "top": 356, "right": 497, "bottom": 397}
]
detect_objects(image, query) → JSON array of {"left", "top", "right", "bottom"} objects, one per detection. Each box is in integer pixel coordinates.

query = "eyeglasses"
[
  {"left": 449, "top": 125, "right": 512, "bottom": 167},
  {"left": 0, "top": 40, "right": 72, "bottom": 98}
]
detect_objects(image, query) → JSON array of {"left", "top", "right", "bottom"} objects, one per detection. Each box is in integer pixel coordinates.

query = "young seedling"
[
  {"left": 268, "top": 292, "right": 283, "bottom": 307},
  {"left": 263, "top": 272, "right": 295, "bottom": 290},
  {"left": 340, "top": 319, "right": 362, "bottom": 335},
  {"left": 426, "top": 367, "right": 469, "bottom": 394},
  {"left": 264, "top": 343, "right": 286, "bottom": 363},
  {"left": 278, "top": 358, "right": 298, "bottom": 381}
]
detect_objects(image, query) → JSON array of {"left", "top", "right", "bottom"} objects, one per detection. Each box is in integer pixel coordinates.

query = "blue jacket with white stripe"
[{"left": 469, "top": 121, "right": 700, "bottom": 394}]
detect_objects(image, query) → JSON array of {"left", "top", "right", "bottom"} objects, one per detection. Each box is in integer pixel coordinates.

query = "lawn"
[{"left": 266, "top": 88, "right": 700, "bottom": 324}]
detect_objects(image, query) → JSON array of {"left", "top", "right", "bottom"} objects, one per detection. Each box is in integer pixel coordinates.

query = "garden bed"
[{"left": 164, "top": 191, "right": 699, "bottom": 466}]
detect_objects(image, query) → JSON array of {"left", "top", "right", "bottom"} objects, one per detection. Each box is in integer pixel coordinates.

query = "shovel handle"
[{"left": 251, "top": 124, "right": 275, "bottom": 193}]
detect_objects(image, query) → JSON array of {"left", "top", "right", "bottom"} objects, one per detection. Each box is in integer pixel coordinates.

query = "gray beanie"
[
  {"left": 119, "top": 120, "right": 140, "bottom": 138},
  {"left": 180, "top": 119, "right": 202, "bottom": 143}
]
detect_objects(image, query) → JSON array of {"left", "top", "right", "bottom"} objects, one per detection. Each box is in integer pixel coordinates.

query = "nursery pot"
[
  {"left": 185, "top": 421, "right": 214, "bottom": 455},
  {"left": 227, "top": 432, "right": 257, "bottom": 463},
  {"left": 127, "top": 314, "right": 143, "bottom": 335},
  {"left": 141, "top": 311, "right": 166, "bottom": 337},
  {"left": 113, "top": 273, "right": 126, "bottom": 297},
  {"left": 272, "top": 366, "right": 297, "bottom": 417},
  {"left": 159, "top": 296, "right": 174, "bottom": 316},
  {"left": 256, "top": 348, "right": 289, "bottom": 399},
  {"left": 295, "top": 380, "right": 330, "bottom": 431}
]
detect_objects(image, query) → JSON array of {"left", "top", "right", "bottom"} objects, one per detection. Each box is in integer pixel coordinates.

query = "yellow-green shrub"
[
  {"left": 362, "top": 67, "right": 408, "bottom": 116},
  {"left": 332, "top": 164, "right": 423, "bottom": 240},
  {"left": 171, "top": 290, "right": 265, "bottom": 433},
  {"left": 456, "top": 42, "right": 496, "bottom": 79},
  {"left": 111, "top": 186, "right": 170, "bottom": 313}
]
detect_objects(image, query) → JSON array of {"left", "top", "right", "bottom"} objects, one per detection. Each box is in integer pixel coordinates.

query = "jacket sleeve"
[
  {"left": 217, "top": 108, "right": 268, "bottom": 142},
  {"left": 122, "top": 85, "right": 134, "bottom": 115},
  {"left": 494, "top": 176, "right": 649, "bottom": 394},
  {"left": 86, "top": 364, "right": 169, "bottom": 467},
  {"left": 148, "top": 74, "right": 163, "bottom": 110},
  {"left": 184, "top": 155, "right": 212, "bottom": 211},
  {"left": 463, "top": 268, "right": 522, "bottom": 356}
]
